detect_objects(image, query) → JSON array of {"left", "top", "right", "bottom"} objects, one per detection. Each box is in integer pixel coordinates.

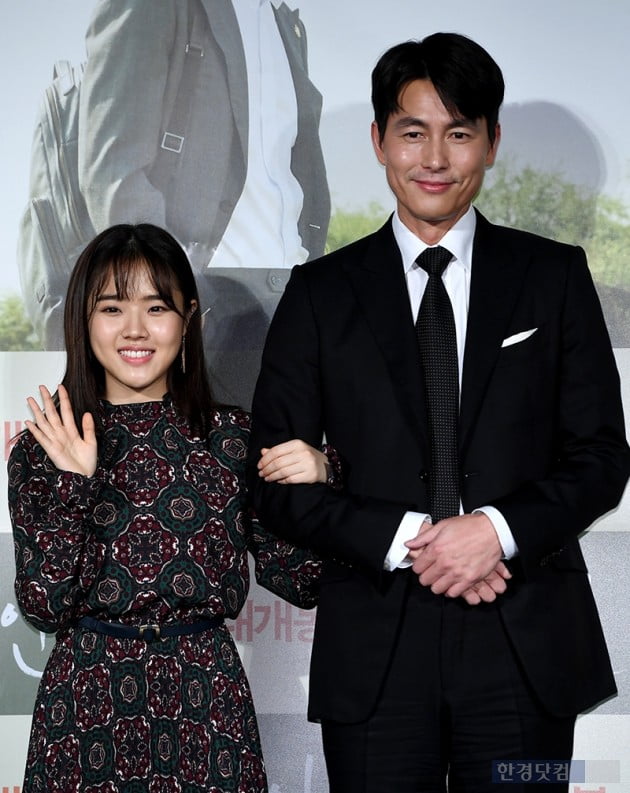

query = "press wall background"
[{"left": 2, "top": 2, "right": 630, "bottom": 790}]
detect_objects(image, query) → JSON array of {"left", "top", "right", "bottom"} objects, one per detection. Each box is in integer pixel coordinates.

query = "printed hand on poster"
[{"left": 0, "top": 599, "right": 53, "bottom": 715}]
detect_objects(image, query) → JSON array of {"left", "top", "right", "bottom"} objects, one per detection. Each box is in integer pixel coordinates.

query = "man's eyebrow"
[{"left": 392, "top": 115, "right": 479, "bottom": 130}]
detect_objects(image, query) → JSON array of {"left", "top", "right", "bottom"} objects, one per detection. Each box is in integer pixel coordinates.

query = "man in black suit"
[{"left": 248, "top": 33, "right": 630, "bottom": 791}]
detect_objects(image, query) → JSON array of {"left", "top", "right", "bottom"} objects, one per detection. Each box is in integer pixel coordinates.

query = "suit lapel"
[
  {"left": 273, "top": 3, "right": 307, "bottom": 69},
  {"left": 345, "top": 220, "right": 430, "bottom": 450},
  {"left": 200, "top": 0, "right": 248, "bottom": 162},
  {"left": 344, "top": 214, "right": 531, "bottom": 460},
  {"left": 459, "top": 212, "right": 531, "bottom": 455},
  {"left": 272, "top": 3, "right": 321, "bottom": 119}
]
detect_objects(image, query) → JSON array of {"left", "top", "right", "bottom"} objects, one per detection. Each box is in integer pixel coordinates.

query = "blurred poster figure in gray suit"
[{"left": 21, "top": 0, "right": 330, "bottom": 408}]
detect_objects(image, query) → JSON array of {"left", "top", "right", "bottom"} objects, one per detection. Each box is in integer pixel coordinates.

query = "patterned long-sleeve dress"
[{"left": 8, "top": 397, "right": 320, "bottom": 793}]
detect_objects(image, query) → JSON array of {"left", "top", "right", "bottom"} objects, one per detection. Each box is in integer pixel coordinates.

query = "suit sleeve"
[
  {"left": 78, "top": 0, "right": 176, "bottom": 230},
  {"left": 492, "top": 248, "right": 630, "bottom": 570},
  {"left": 248, "top": 265, "right": 411, "bottom": 574}
]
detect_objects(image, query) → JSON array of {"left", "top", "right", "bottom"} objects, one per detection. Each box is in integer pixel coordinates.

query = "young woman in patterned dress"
[{"left": 8, "top": 224, "right": 331, "bottom": 793}]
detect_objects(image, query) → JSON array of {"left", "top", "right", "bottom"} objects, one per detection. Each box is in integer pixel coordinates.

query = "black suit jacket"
[{"left": 248, "top": 211, "right": 630, "bottom": 722}]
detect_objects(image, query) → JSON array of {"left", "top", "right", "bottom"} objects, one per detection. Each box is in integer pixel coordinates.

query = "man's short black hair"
[{"left": 371, "top": 32, "right": 505, "bottom": 143}]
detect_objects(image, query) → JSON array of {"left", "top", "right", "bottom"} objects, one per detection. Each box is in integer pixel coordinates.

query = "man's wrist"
[
  {"left": 383, "top": 511, "right": 430, "bottom": 570},
  {"left": 473, "top": 506, "right": 518, "bottom": 559}
]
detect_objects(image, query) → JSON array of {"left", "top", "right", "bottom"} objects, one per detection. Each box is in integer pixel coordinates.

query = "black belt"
[{"left": 77, "top": 615, "right": 223, "bottom": 642}]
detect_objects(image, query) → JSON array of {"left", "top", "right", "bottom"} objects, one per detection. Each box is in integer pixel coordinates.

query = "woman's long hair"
[{"left": 61, "top": 223, "right": 215, "bottom": 437}]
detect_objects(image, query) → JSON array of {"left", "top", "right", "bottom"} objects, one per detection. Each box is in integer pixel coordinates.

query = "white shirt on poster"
[{"left": 211, "top": 0, "right": 307, "bottom": 269}]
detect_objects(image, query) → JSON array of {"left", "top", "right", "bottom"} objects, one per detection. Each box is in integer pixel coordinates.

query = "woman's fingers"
[
  {"left": 24, "top": 385, "right": 98, "bottom": 476},
  {"left": 57, "top": 384, "right": 80, "bottom": 436},
  {"left": 81, "top": 411, "right": 97, "bottom": 449},
  {"left": 258, "top": 440, "right": 327, "bottom": 483},
  {"left": 38, "top": 385, "right": 63, "bottom": 428}
]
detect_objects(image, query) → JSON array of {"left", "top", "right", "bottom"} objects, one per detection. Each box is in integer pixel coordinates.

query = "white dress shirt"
[
  {"left": 384, "top": 205, "right": 518, "bottom": 570},
  {"left": 211, "top": 0, "right": 308, "bottom": 269}
]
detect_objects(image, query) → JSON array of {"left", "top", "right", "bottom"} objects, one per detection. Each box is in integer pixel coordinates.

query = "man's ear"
[
  {"left": 486, "top": 123, "right": 501, "bottom": 168},
  {"left": 371, "top": 120, "right": 386, "bottom": 166}
]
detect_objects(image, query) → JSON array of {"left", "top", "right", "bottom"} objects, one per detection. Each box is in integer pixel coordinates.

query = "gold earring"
[{"left": 181, "top": 334, "right": 186, "bottom": 374}]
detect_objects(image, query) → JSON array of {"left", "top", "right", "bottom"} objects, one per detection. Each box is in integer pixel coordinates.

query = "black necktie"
[{"left": 415, "top": 246, "right": 460, "bottom": 522}]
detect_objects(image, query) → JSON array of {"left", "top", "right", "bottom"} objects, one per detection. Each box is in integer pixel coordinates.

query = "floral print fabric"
[{"left": 9, "top": 398, "right": 319, "bottom": 792}]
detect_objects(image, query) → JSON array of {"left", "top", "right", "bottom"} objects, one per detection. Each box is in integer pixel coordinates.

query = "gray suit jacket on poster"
[{"left": 78, "top": 0, "right": 330, "bottom": 270}]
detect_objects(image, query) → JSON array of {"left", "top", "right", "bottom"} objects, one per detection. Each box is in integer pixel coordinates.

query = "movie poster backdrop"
[{"left": 1, "top": 1, "right": 629, "bottom": 790}]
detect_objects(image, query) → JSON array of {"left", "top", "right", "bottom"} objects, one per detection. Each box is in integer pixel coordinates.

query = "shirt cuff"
[
  {"left": 473, "top": 505, "right": 519, "bottom": 559},
  {"left": 383, "top": 511, "right": 431, "bottom": 571}
]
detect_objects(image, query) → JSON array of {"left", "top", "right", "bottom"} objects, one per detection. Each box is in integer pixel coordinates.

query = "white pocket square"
[{"left": 501, "top": 328, "right": 538, "bottom": 348}]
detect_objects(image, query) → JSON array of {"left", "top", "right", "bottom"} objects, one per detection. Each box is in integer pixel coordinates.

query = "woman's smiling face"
[{"left": 88, "top": 264, "right": 191, "bottom": 403}]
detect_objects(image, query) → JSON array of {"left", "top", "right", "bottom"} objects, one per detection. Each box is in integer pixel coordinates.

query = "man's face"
[{"left": 371, "top": 79, "right": 500, "bottom": 244}]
